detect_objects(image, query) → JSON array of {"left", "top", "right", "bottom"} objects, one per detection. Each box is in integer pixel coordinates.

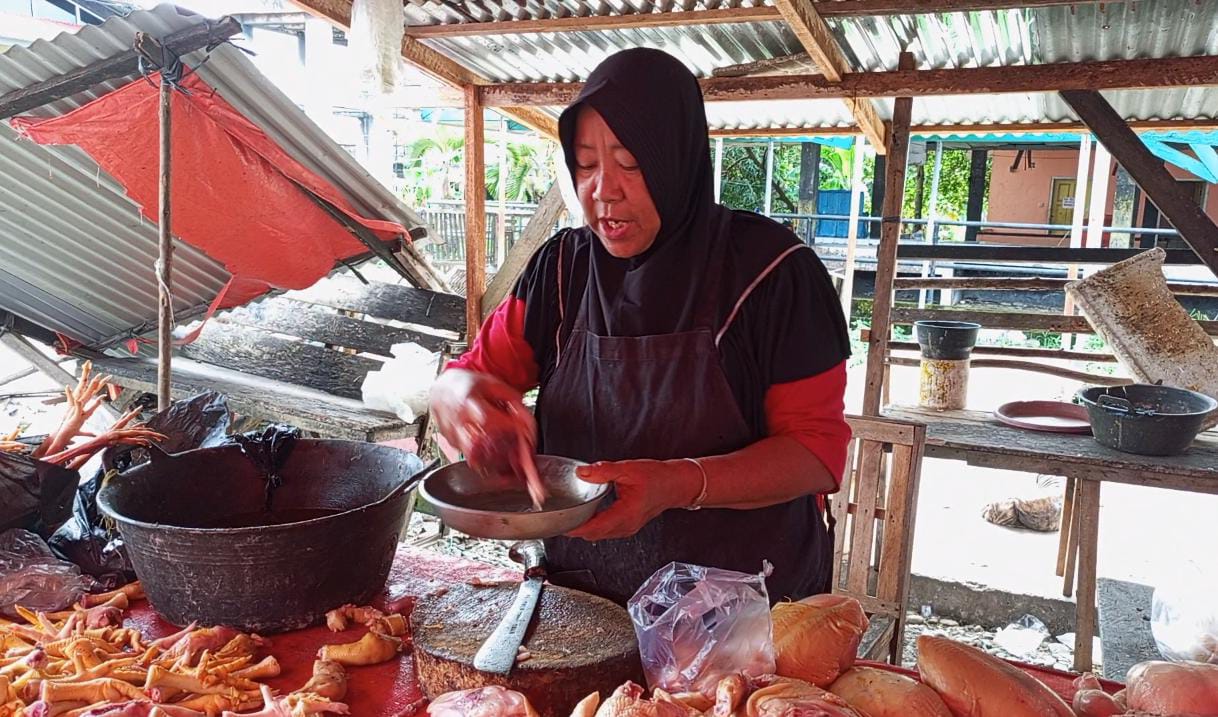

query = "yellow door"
[{"left": 1049, "top": 178, "right": 1077, "bottom": 227}]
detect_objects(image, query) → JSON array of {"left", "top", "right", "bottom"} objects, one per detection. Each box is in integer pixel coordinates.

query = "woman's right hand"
[{"left": 428, "top": 369, "right": 536, "bottom": 473}]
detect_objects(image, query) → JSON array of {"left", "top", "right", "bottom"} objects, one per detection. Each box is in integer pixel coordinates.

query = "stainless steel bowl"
[{"left": 418, "top": 455, "right": 608, "bottom": 539}]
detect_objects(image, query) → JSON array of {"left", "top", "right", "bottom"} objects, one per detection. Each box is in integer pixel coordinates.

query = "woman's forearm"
[{"left": 672, "top": 436, "right": 839, "bottom": 511}]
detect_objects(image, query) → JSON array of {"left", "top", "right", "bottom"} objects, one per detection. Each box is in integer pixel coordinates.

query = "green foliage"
[
  {"left": 718, "top": 141, "right": 876, "bottom": 215},
  {"left": 397, "top": 126, "right": 558, "bottom": 207},
  {"left": 902, "top": 148, "right": 992, "bottom": 241},
  {"left": 485, "top": 141, "right": 557, "bottom": 203}
]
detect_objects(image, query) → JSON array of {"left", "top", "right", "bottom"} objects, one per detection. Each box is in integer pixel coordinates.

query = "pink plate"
[{"left": 995, "top": 400, "right": 1093, "bottom": 434}]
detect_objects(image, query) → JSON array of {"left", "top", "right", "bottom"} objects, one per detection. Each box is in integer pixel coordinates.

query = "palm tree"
[
  {"left": 398, "top": 133, "right": 465, "bottom": 206},
  {"left": 485, "top": 142, "right": 556, "bottom": 203}
]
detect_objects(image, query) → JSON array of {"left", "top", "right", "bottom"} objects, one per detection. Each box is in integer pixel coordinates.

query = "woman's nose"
[{"left": 592, "top": 167, "right": 625, "bottom": 203}]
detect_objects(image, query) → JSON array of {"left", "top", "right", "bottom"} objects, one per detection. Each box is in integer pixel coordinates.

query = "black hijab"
[{"left": 557, "top": 47, "right": 731, "bottom": 336}]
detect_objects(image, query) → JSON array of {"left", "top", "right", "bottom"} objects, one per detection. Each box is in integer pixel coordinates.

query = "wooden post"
[
  {"left": 763, "top": 139, "right": 775, "bottom": 216},
  {"left": 1085, "top": 142, "right": 1112, "bottom": 249},
  {"left": 713, "top": 137, "right": 724, "bottom": 203},
  {"left": 862, "top": 51, "right": 915, "bottom": 416},
  {"left": 464, "top": 85, "right": 487, "bottom": 338},
  {"left": 964, "top": 149, "right": 987, "bottom": 242},
  {"left": 840, "top": 135, "right": 866, "bottom": 317},
  {"left": 1062, "top": 136, "right": 1092, "bottom": 349},
  {"left": 482, "top": 182, "right": 565, "bottom": 319},
  {"left": 156, "top": 72, "right": 173, "bottom": 413},
  {"left": 1060, "top": 89, "right": 1218, "bottom": 275}
]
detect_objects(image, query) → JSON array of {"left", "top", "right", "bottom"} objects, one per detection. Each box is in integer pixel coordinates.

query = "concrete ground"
[{"left": 847, "top": 355, "right": 1218, "bottom": 611}]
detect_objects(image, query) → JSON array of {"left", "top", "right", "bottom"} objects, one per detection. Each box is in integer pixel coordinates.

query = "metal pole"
[
  {"left": 763, "top": 139, "right": 774, "bottom": 216},
  {"left": 840, "top": 135, "right": 866, "bottom": 317},
  {"left": 1063, "top": 136, "right": 1093, "bottom": 350},
  {"left": 919, "top": 140, "right": 944, "bottom": 308},
  {"left": 156, "top": 72, "right": 173, "bottom": 412},
  {"left": 713, "top": 137, "right": 724, "bottom": 203}
]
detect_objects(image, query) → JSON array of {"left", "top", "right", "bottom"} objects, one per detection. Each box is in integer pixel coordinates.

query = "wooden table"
[{"left": 884, "top": 405, "right": 1218, "bottom": 673}]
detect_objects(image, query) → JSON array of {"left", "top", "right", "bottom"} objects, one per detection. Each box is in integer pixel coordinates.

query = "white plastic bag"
[
  {"left": 1151, "top": 561, "right": 1218, "bottom": 663},
  {"left": 348, "top": 0, "right": 405, "bottom": 95},
  {"left": 627, "top": 561, "right": 775, "bottom": 696},
  {"left": 361, "top": 342, "right": 440, "bottom": 423}
]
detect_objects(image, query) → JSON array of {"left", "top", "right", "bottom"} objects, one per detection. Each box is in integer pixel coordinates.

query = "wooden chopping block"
[{"left": 411, "top": 581, "right": 644, "bottom": 717}]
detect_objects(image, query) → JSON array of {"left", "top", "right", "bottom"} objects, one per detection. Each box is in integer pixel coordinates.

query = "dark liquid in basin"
[
  {"left": 459, "top": 489, "right": 564, "bottom": 513},
  {"left": 193, "top": 507, "right": 344, "bottom": 528}
]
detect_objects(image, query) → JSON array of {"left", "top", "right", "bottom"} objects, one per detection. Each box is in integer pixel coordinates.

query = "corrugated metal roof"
[
  {"left": 0, "top": 4, "right": 428, "bottom": 351},
  {"left": 408, "top": 0, "right": 1218, "bottom": 132}
]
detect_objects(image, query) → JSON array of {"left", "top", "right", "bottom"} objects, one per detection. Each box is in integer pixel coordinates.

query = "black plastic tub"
[
  {"left": 914, "top": 320, "right": 982, "bottom": 360},
  {"left": 97, "top": 439, "right": 427, "bottom": 633},
  {"left": 1077, "top": 384, "right": 1218, "bottom": 457}
]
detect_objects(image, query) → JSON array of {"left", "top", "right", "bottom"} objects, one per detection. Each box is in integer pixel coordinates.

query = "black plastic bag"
[
  {"left": 0, "top": 451, "right": 78, "bottom": 537},
  {"left": 48, "top": 391, "right": 234, "bottom": 585},
  {"left": 0, "top": 528, "right": 95, "bottom": 617}
]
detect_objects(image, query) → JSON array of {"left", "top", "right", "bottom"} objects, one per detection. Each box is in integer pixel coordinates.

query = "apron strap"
[
  {"left": 714, "top": 244, "right": 808, "bottom": 348},
  {"left": 554, "top": 230, "right": 569, "bottom": 367}
]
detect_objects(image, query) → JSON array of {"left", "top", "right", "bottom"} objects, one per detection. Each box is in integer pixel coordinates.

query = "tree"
[
  {"left": 901, "top": 148, "right": 991, "bottom": 240},
  {"left": 485, "top": 140, "right": 558, "bottom": 203}
]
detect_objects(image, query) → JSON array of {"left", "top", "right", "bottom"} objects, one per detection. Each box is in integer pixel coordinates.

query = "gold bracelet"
[{"left": 682, "top": 457, "right": 709, "bottom": 511}]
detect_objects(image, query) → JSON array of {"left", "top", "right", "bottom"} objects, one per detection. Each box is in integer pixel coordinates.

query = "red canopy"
[{"left": 13, "top": 72, "right": 406, "bottom": 309}]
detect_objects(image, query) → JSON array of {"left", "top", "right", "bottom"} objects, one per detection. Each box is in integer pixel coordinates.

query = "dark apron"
[{"left": 536, "top": 231, "right": 832, "bottom": 606}]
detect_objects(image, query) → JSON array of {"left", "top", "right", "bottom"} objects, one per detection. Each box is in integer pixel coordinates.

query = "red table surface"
[
  {"left": 124, "top": 547, "right": 516, "bottom": 717},
  {"left": 123, "top": 547, "right": 1122, "bottom": 716}
]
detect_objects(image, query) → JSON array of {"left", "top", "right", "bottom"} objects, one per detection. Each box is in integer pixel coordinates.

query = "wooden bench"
[
  {"left": 91, "top": 273, "right": 465, "bottom": 443},
  {"left": 832, "top": 415, "right": 928, "bottom": 665}
]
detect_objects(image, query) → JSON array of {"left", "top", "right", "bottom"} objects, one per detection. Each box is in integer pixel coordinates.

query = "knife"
[{"left": 473, "top": 540, "right": 546, "bottom": 674}]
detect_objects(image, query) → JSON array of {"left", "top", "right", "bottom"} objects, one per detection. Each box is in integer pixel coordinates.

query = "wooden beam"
[
  {"left": 897, "top": 244, "right": 1203, "bottom": 265},
  {"left": 498, "top": 106, "right": 558, "bottom": 139},
  {"left": 893, "top": 275, "right": 1218, "bottom": 297},
  {"left": 815, "top": 0, "right": 1104, "bottom": 16},
  {"left": 287, "top": 0, "right": 557, "bottom": 139},
  {"left": 862, "top": 52, "right": 914, "bottom": 416},
  {"left": 479, "top": 55, "right": 1218, "bottom": 106},
  {"left": 1060, "top": 89, "right": 1218, "bottom": 276},
  {"left": 707, "top": 119, "right": 1218, "bottom": 138},
  {"left": 464, "top": 85, "right": 487, "bottom": 339},
  {"left": 406, "top": 6, "right": 782, "bottom": 37},
  {"left": 482, "top": 183, "right": 565, "bottom": 319},
  {"left": 0, "top": 17, "right": 242, "bottom": 120}
]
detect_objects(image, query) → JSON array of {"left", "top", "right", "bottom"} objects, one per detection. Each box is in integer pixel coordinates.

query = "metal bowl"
[{"left": 419, "top": 455, "right": 608, "bottom": 540}]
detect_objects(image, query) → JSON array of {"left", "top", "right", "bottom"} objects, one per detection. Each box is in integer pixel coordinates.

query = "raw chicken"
[
  {"left": 828, "top": 666, "right": 952, "bottom": 717},
  {"left": 592, "top": 682, "right": 691, "bottom": 717},
  {"left": 745, "top": 675, "right": 867, "bottom": 717},
  {"left": 427, "top": 686, "right": 540, "bottom": 717},
  {"left": 916, "top": 634, "right": 1073, "bottom": 717},
  {"left": 771, "top": 595, "right": 868, "bottom": 687},
  {"left": 1070, "top": 673, "right": 1125, "bottom": 717},
  {"left": 1124, "top": 660, "right": 1218, "bottom": 716}
]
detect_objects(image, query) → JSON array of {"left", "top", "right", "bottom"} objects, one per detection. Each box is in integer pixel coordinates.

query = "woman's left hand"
[{"left": 566, "top": 459, "right": 699, "bottom": 542}]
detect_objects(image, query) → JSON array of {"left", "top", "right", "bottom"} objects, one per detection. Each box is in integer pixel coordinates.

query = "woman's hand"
[
  {"left": 566, "top": 459, "right": 701, "bottom": 542},
  {"left": 429, "top": 369, "right": 535, "bottom": 473}
]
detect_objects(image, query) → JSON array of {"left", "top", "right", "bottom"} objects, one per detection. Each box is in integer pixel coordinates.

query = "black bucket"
[
  {"left": 1077, "top": 384, "right": 1218, "bottom": 457},
  {"left": 914, "top": 320, "right": 982, "bottom": 360},
  {"left": 97, "top": 439, "right": 428, "bottom": 633}
]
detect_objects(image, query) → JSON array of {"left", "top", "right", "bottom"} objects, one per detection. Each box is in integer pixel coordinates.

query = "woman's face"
[{"left": 572, "top": 108, "right": 662, "bottom": 258}]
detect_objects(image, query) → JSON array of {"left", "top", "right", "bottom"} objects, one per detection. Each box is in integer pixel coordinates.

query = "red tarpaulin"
[{"left": 12, "top": 72, "right": 407, "bottom": 309}]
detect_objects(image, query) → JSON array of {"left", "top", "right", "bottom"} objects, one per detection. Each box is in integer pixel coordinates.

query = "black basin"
[
  {"left": 97, "top": 439, "right": 427, "bottom": 633},
  {"left": 915, "top": 320, "right": 982, "bottom": 360},
  {"left": 1077, "top": 384, "right": 1218, "bottom": 457}
]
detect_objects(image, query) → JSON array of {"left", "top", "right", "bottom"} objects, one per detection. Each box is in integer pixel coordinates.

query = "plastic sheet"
[
  {"left": 0, "top": 528, "right": 94, "bottom": 617},
  {"left": 48, "top": 392, "right": 234, "bottom": 586},
  {"left": 627, "top": 561, "right": 775, "bottom": 695},
  {"left": 349, "top": 0, "right": 406, "bottom": 95},
  {"left": 1151, "top": 561, "right": 1218, "bottom": 664},
  {"left": 361, "top": 342, "right": 439, "bottom": 423},
  {"left": 0, "top": 451, "right": 78, "bottom": 536}
]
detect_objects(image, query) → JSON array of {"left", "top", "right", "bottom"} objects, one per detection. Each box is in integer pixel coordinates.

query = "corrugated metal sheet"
[
  {"left": 0, "top": 4, "right": 427, "bottom": 351},
  {"left": 410, "top": 0, "right": 1218, "bottom": 131}
]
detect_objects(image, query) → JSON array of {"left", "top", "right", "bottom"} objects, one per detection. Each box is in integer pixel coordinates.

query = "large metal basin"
[
  {"left": 419, "top": 455, "right": 606, "bottom": 540},
  {"left": 97, "top": 439, "right": 427, "bottom": 633}
]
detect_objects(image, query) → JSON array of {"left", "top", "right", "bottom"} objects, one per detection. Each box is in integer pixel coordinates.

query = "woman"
[{"left": 429, "top": 48, "right": 851, "bottom": 606}]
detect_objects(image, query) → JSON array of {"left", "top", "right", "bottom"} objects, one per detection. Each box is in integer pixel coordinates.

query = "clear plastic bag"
[
  {"left": 1151, "top": 561, "right": 1218, "bottom": 663},
  {"left": 0, "top": 528, "right": 94, "bottom": 616},
  {"left": 627, "top": 561, "right": 775, "bottom": 695},
  {"left": 348, "top": 0, "right": 405, "bottom": 95},
  {"left": 361, "top": 342, "right": 439, "bottom": 423}
]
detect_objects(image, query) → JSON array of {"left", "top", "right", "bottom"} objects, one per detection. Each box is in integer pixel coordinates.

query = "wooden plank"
[
  {"left": 479, "top": 55, "right": 1218, "bottom": 107},
  {"left": 285, "top": 279, "right": 465, "bottom": 333},
  {"left": 894, "top": 276, "right": 1218, "bottom": 296},
  {"left": 831, "top": 437, "right": 858, "bottom": 590},
  {"left": 845, "top": 414, "right": 920, "bottom": 445},
  {"left": 707, "top": 119, "right": 1218, "bottom": 138},
  {"left": 222, "top": 300, "right": 449, "bottom": 355},
  {"left": 846, "top": 440, "right": 885, "bottom": 597},
  {"left": 890, "top": 306, "right": 1218, "bottom": 335},
  {"left": 1060, "top": 90, "right": 1218, "bottom": 275},
  {"left": 483, "top": 182, "right": 565, "bottom": 319},
  {"left": 857, "top": 615, "right": 896, "bottom": 662},
  {"left": 898, "top": 244, "right": 1202, "bottom": 265},
  {"left": 405, "top": 7, "right": 783, "bottom": 37},
  {"left": 1074, "top": 478, "right": 1102, "bottom": 673},
  {"left": 181, "top": 322, "right": 384, "bottom": 401},
  {"left": 93, "top": 355, "right": 413, "bottom": 442},
  {"left": 499, "top": 106, "right": 558, "bottom": 140},
  {"left": 883, "top": 406, "right": 1218, "bottom": 490},
  {"left": 887, "top": 354, "right": 1131, "bottom": 385},
  {"left": 887, "top": 340, "right": 1118, "bottom": 363},
  {"left": 862, "top": 52, "right": 914, "bottom": 415},
  {"left": 877, "top": 441, "right": 920, "bottom": 604},
  {"left": 465, "top": 84, "right": 487, "bottom": 338},
  {"left": 1056, "top": 476, "right": 1076, "bottom": 577},
  {"left": 0, "top": 17, "right": 241, "bottom": 119}
]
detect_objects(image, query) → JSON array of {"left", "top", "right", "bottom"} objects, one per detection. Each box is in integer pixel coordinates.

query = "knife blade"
[{"left": 473, "top": 540, "right": 546, "bottom": 674}]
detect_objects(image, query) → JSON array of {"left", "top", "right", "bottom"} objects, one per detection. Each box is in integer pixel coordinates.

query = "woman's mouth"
[{"left": 599, "top": 218, "right": 630, "bottom": 240}]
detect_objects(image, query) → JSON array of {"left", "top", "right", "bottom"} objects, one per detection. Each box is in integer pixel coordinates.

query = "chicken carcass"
[
  {"left": 745, "top": 676, "right": 867, "bottom": 717},
  {"left": 427, "top": 686, "right": 539, "bottom": 717},
  {"left": 1124, "top": 660, "right": 1218, "bottom": 716},
  {"left": 916, "top": 634, "right": 1073, "bottom": 717},
  {"left": 771, "top": 595, "right": 868, "bottom": 687},
  {"left": 828, "top": 666, "right": 952, "bottom": 717},
  {"left": 592, "top": 682, "right": 691, "bottom": 717},
  {"left": 1070, "top": 673, "right": 1125, "bottom": 717}
]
